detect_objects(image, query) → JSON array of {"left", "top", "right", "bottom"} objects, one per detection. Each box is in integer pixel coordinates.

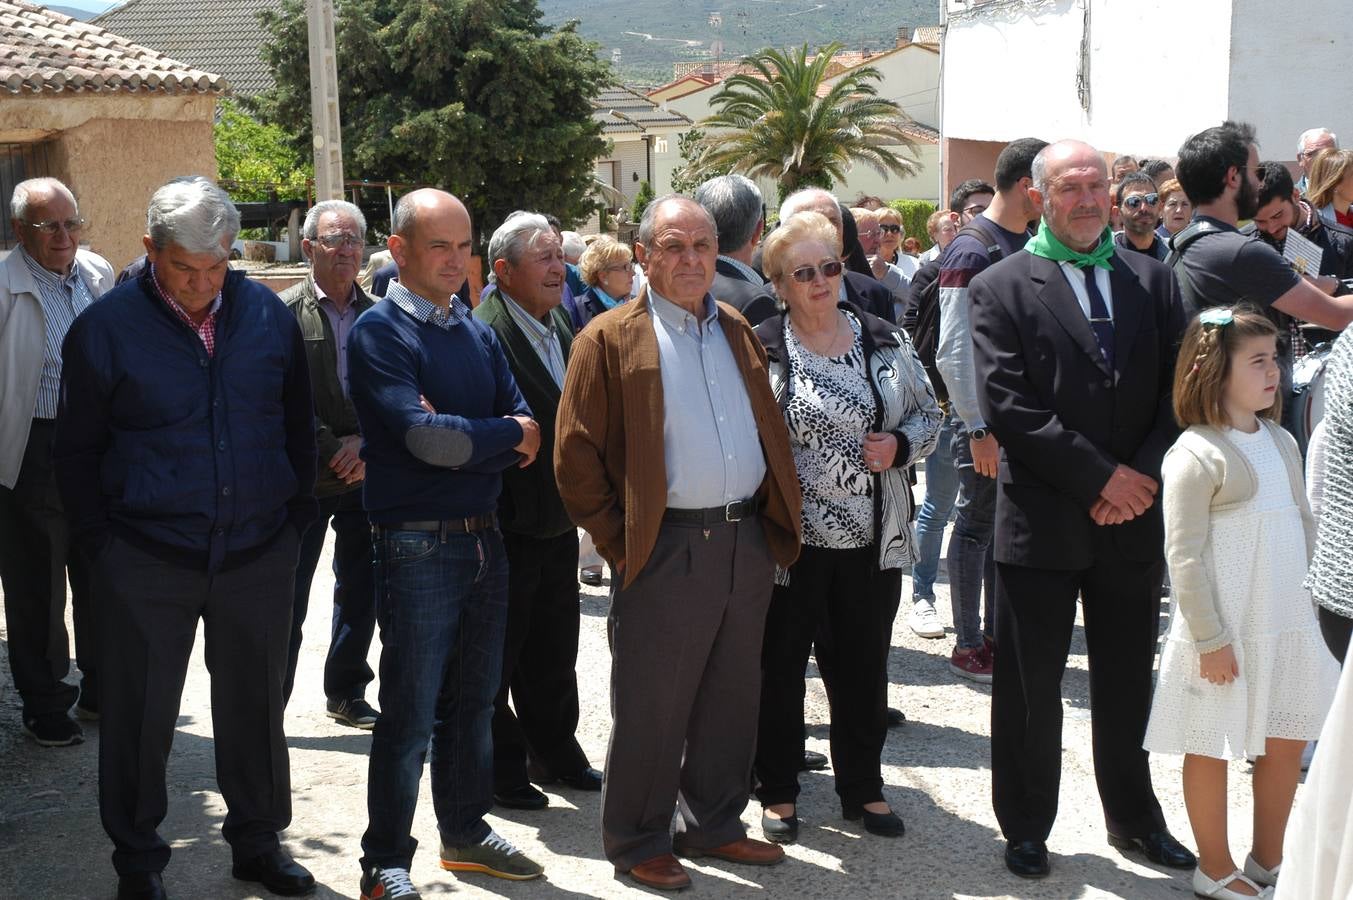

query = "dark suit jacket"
[
  {"left": 970, "top": 250, "right": 1185, "bottom": 570},
  {"left": 711, "top": 258, "right": 778, "bottom": 326},
  {"left": 472, "top": 289, "right": 577, "bottom": 539},
  {"left": 845, "top": 271, "right": 896, "bottom": 323}
]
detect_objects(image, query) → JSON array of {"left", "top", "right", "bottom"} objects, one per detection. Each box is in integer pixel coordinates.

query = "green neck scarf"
[{"left": 1025, "top": 220, "right": 1116, "bottom": 270}]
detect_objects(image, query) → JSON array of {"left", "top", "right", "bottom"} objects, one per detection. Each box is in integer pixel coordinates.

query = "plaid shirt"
[
  {"left": 149, "top": 263, "right": 222, "bottom": 356},
  {"left": 385, "top": 279, "right": 469, "bottom": 330}
]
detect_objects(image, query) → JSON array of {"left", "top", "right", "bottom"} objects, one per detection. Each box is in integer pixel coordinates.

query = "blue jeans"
[
  {"left": 946, "top": 420, "right": 996, "bottom": 650},
  {"left": 360, "top": 526, "right": 509, "bottom": 871},
  {"left": 911, "top": 417, "right": 959, "bottom": 600}
]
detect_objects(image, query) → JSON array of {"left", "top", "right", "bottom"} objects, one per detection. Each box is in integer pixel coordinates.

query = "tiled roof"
[
  {"left": 93, "top": 0, "right": 273, "bottom": 97},
  {"left": 0, "top": 0, "right": 227, "bottom": 94},
  {"left": 912, "top": 25, "right": 942, "bottom": 45},
  {"left": 593, "top": 85, "right": 692, "bottom": 135}
]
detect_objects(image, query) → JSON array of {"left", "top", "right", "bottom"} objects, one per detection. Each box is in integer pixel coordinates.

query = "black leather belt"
[
  {"left": 663, "top": 498, "right": 760, "bottom": 526},
  {"left": 374, "top": 513, "right": 497, "bottom": 537}
]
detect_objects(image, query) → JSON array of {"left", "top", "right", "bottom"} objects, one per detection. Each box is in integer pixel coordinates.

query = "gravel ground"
[{"left": 0, "top": 519, "right": 1278, "bottom": 900}]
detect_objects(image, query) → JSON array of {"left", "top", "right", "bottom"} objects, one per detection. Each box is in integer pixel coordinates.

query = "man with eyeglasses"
[
  {"left": 1112, "top": 172, "right": 1169, "bottom": 261},
  {"left": 1296, "top": 127, "right": 1338, "bottom": 196},
  {"left": 556, "top": 194, "right": 802, "bottom": 891},
  {"left": 278, "top": 200, "right": 381, "bottom": 729},
  {"left": 0, "top": 177, "right": 112, "bottom": 747}
]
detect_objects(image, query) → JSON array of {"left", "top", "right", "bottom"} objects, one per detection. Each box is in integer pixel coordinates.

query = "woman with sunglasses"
[{"left": 751, "top": 211, "right": 942, "bottom": 843}]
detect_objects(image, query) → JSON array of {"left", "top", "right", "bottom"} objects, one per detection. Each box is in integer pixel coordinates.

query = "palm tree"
[{"left": 693, "top": 43, "right": 920, "bottom": 202}]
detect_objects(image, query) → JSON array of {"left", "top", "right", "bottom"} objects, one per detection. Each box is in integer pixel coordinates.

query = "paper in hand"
[{"left": 1283, "top": 228, "right": 1324, "bottom": 276}]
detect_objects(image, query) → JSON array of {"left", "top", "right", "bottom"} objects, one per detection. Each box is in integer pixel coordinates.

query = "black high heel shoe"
[
  {"left": 842, "top": 801, "right": 905, "bottom": 837},
  {"left": 761, "top": 807, "right": 800, "bottom": 843}
]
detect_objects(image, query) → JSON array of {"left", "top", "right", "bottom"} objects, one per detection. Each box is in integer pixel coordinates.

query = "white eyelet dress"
[{"left": 1145, "top": 424, "right": 1339, "bottom": 760}]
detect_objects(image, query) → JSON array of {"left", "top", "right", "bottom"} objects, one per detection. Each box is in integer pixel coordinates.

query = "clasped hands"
[
  {"left": 419, "top": 394, "right": 540, "bottom": 467},
  {"left": 1089, "top": 464, "right": 1157, "bottom": 526},
  {"left": 329, "top": 434, "right": 364, "bottom": 484}
]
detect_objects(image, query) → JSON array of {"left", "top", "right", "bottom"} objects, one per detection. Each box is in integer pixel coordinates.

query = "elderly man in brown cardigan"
[{"left": 556, "top": 195, "right": 802, "bottom": 891}]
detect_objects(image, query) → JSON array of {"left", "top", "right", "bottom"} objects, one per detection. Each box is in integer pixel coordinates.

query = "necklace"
[{"left": 793, "top": 311, "right": 845, "bottom": 357}]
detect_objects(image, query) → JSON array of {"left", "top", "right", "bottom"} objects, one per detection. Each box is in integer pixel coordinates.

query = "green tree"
[
  {"left": 630, "top": 179, "right": 654, "bottom": 222},
  {"left": 214, "top": 99, "right": 312, "bottom": 201},
  {"left": 669, "top": 127, "right": 713, "bottom": 195},
  {"left": 694, "top": 43, "right": 920, "bottom": 204},
  {"left": 254, "top": 0, "right": 613, "bottom": 241}
]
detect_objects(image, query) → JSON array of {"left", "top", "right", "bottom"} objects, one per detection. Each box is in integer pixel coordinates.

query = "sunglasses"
[
  {"left": 1121, "top": 193, "right": 1160, "bottom": 210},
  {"left": 879, "top": 223, "right": 902, "bottom": 234},
  {"left": 789, "top": 259, "right": 844, "bottom": 283}
]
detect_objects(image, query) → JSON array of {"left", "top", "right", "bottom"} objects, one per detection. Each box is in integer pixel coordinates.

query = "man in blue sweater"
[
  {"left": 351, "top": 189, "right": 544, "bottom": 900},
  {"left": 54, "top": 177, "right": 318, "bottom": 900}
]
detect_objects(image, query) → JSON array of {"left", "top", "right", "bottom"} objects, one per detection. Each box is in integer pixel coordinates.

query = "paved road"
[{"left": 0, "top": 523, "right": 1263, "bottom": 899}]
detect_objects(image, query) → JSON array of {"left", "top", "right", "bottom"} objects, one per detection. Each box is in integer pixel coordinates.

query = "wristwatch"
[{"left": 970, "top": 428, "right": 989, "bottom": 441}]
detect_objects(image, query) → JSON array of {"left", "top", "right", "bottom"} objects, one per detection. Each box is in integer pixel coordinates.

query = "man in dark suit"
[
  {"left": 969, "top": 140, "right": 1194, "bottom": 880},
  {"left": 694, "top": 175, "right": 779, "bottom": 326},
  {"left": 778, "top": 188, "right": 896, "bottom": 322},
  {"left": 473, "top": 211, "right": 601, "bottom": 812}
]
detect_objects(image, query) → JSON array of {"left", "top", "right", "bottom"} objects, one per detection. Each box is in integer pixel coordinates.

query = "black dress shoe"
[
  {"left": 1004, "top": 840, "right": 1050, "bottom": 878},
  {"left": 761, "top": 809, "right": 800, "bottom": 844},
  {"left": 494, "top": 783, "right": 549, "bottom": 809},
  {"left": 554, "top": 766, "right": 604, "bottom": 791},
  {"left": 842, "top": 802, "right": 905, "bottom": 837},
  {"left": 1107, "top": 830, "right": 1197, "bottom": 868},
  {"left": 886, "top": 707, "right": 906, "bottom": 728},
  {"left": 232, "top": 848, "right": 315, "bottom": 896},
  {"left": 118, "top": 872, "right": 167, "bottom": 900},
  {"left": 800, "top": 750, "right": 828, "bottom": 771}
]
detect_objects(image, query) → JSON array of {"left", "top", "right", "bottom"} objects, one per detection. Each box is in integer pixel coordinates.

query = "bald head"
[
  {"left": 1031, "top": 140, "right": 1111, "bottom": 252},
  {"left": 635, "top": 194, "right": 719, "bottom": 312},
  {"left": 389, "top": 188, "right": 473, "bottom": 304},
  {"left": 780, "top": 188, "right": 843, "bottom": 240}
]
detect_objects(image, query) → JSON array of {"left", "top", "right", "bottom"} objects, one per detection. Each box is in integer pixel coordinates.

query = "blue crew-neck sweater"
[{"left": 349, "top": 298, "right": 531, "bottom": 523}]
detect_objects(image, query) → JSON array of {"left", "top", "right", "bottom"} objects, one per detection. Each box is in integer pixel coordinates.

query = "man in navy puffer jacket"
[{"left": 53, "top": 177, "right": 318, "bottom": 900}]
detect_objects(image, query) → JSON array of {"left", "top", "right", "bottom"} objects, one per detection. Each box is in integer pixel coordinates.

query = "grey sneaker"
[{"left": 440, "top": 830, "right": 544, "bottom": 880}]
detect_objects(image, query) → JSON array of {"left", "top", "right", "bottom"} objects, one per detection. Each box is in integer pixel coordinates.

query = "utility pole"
[{"left": 306, "top": 0, "right": 344, "bottom": 201}]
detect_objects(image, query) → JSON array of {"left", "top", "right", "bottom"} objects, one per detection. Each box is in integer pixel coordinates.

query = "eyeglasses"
[
  {"left": 789, "top": 259, "right": 844, "bottom": 283},
  {"left": 24, "top": 217, "right": 85, "bottom": 236},
  {"left": 1121, "top": 193, "right": 1160, "bottom": 210},
  {"left": 962, "top": 203, "right": 987, "bottom": 216},
  {"left": 315, "top": 233, "right": 363, "bottom": 249},
  {"left": 604, "top": 262, "right": 634, "bottom": 274},
  {"left": 879, "top": 223, "right": 902, "bottom": 234}
]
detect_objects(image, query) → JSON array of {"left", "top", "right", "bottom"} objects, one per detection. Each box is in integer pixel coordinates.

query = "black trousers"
[
  {"left": 991, "top": 552, "right": 1167, "bottom": 843},
  {"left": 492, "top": 529, "right": 588, "bottom": 790},
  {"left": 0, "top": 419, "right": 96, "bottom": 718},
  {"left": 285, "top": 489, "right": 376, "bottom": 703},
  {"left": 96, "top": 526, "right": 298, "bottom": 875},
  {"left": 1318, "top": 605, "right": 1353, "bottom": 665},
  {"left": 755, "top": 544, "right": 901, "bottom": 809}
]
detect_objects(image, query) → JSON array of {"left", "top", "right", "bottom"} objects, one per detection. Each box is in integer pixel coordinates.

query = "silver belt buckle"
[{"left": 724, "top": 501, "right": 743, "bottom": 523}]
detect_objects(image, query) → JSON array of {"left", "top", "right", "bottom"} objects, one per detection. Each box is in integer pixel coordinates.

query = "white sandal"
[
  {"left": 1243, "top": 854, "right": 1280, "bottom": 887},
  {"left": 1192, "top": 867, "right": 1273, "bottom": 899}
]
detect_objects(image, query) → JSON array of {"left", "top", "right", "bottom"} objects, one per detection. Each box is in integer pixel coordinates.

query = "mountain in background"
[
  {"left": 538, "top": 0, "right": 939, "bottom": 86},
  {"left": 47, "top": 0, "right": 117, "bottom": 19}
]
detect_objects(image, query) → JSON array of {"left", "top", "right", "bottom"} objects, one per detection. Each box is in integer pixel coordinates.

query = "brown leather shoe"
[
  {"left": 675, "top": 837, "right": 786, "bottom": 866},
  {"left": 620, "top": 854, "right": 691, "bottom": 891}
]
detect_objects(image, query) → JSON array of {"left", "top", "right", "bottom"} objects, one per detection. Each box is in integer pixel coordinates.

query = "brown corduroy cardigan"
[{"left": 554, "top": 288, "right": 802, "bottom": 589}]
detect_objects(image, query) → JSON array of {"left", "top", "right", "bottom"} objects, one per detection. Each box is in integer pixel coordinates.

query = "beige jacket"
[
  {"left": 0, "top": 247, "right": 114, "bottom": 488},
  {"left": 1161, "top": 420, "right": 1315, "bottom": 652}
]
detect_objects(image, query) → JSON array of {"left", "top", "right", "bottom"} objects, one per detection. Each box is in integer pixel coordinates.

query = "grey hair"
[
  {"left": 487, "top": 211, "right": 554, "bottom": 267},
  {"left": 778, "top": 187, "right": 838, "bottom": 224},
  {"left": 637, "top": 194, "right": 718, "bottom": 246},
  {"left": 146, "top": 176, "right": 241, "bottom": 257},
  {"left": 302, "top": 200, "right": 367, "bottom": 240},
  {"left": 391, "top": 192, "right": 419, "bottom": 236},
  {"left": 693, "top": 174, "right": 763, "bottom": 254},
  {"left": 559, "top": 230, "right": 586, "bottom": 260},
  {"left": 10, "top": 177, "right": 76, "bottom": 220},
  {"left": 1299, "top": 127, "right": 1338, "bottom": 154},
  {"left": 1031, "top": 149, "right": 1049, "bottom": 194}
]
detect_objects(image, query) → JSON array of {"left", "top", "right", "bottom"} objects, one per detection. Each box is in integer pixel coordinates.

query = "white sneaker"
[
  {"left": 908, "top": 598, "right": 945, "bottom": 638},
  {"left": 1244, "top": 854, "right": 1280, "bottom": 888},
  {"left": 1193, "top": 867, "right": 1272, "bottom": 899}
]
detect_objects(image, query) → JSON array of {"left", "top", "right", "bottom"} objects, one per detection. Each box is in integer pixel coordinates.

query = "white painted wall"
[{"left": 823, "top": 45, "right": 940, "bottom": 130}]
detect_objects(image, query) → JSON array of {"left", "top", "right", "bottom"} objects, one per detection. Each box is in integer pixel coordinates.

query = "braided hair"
[{"left": 1172, "top": 306, "right": 1281, "bottom": 428}]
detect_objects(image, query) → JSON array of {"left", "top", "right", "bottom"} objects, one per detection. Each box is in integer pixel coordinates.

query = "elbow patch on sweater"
[{"left": 405, "top": 425, "right": 474, "bottom": 468}]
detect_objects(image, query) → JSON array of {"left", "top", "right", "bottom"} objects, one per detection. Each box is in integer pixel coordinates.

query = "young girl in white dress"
[{"left": 1145, "top": 308, "right": 1339, "bottom": 900}]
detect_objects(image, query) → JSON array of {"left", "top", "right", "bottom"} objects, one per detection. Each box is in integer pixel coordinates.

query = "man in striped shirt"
[{"left": 0, "top": 177, "right": 113, "bottom": 747}]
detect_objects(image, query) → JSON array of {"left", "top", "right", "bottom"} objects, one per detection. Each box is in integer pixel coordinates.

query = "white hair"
[
  {"left": 487, "top": 211, "right": 554, "bottom": 267},
  {"left": 302, "top": 200, "right": 366, "bottom": 240},
  {"left": 146, "top": 176, "right": 240, "bottom": 257},
  {"left": 1299, "top": 127, "right": 1339, "bottom": 154},
  {"left": 778, "top": 187, "right": 838, "bottom": 224},
  {"left": 10, "top": 177, "right": 76, "bottom": 220},
  {"left": 559, "top": 230, "right": 586, "bottom": 260}
]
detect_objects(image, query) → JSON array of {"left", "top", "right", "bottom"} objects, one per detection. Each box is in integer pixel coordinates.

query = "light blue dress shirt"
[{"left": 649, "top": 289, "right": 766, "bottom": 509}]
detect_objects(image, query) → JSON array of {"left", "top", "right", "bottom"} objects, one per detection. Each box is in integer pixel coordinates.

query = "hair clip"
[{"left": 1199, "top": 308, "right": 1234, "bottom": 327}]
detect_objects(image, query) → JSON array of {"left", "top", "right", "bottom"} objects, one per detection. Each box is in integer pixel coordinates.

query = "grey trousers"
[{"left": 602, "top": 516, "right": 775, "bottom": 870}]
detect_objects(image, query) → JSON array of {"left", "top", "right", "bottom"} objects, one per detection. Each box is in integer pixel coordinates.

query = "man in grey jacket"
[{"left": 0, "top": 177, "right": 113, "bottom": 746}]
